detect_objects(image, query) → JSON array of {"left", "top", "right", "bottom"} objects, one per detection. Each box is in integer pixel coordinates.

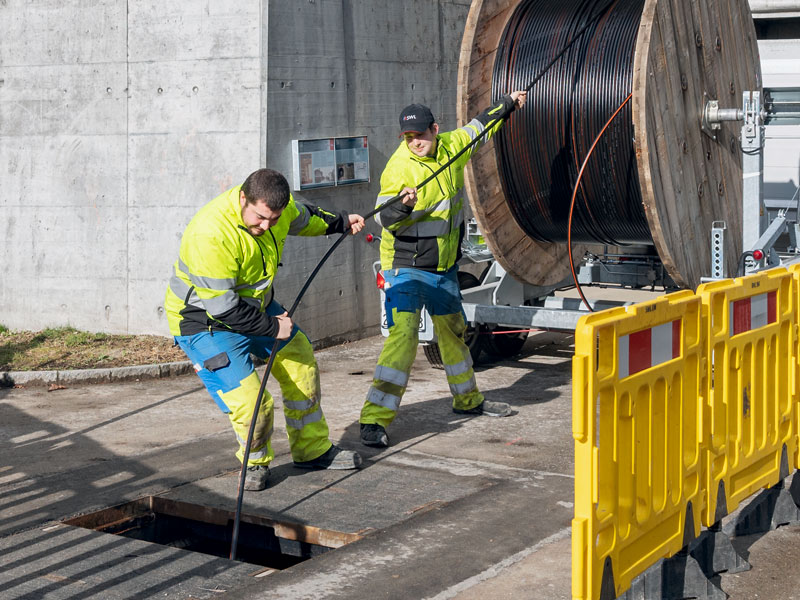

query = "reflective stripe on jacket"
[
  {"left": 165, "top": 185, "right": 346, "bottom": 337},
  {"left": 376, "top": 95, "right": 515, "bottom": 272}
]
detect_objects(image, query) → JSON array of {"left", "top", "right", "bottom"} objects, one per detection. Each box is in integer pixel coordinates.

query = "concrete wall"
[
  {"left": 5, "top": 0, "right": 792, "bottom": 342},
  {"left": 0, "top": 0, "right": 470, "bottom": 342},
  {"left": 264, "top": 0, "right": 470, "bottom": 344}
]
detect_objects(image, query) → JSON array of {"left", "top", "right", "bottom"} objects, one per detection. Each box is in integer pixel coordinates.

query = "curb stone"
[{"left": 1, "top": 361, "right": 194, "bottom": 387}]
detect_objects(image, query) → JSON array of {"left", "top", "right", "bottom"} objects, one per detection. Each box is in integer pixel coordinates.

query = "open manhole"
[{"left": 63, "top": 496, "right": 363, "bottom": 571}]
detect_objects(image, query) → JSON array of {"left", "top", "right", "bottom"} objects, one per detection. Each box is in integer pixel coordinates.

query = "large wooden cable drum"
[{"left": 458, "top": 0, "right": 761, "bottom": 289}]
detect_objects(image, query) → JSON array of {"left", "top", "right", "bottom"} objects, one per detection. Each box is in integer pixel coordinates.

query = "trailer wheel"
[
  {"left": 423, "top": 272, "right": 483, "bottom": 369},
  {"left": 484, "top": 327, "right": 528, "bottom": 359}
]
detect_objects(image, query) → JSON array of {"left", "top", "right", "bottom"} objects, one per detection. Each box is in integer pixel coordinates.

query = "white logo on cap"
[{"left": 403, "top": 115, "right": 416, "bottom": 121}]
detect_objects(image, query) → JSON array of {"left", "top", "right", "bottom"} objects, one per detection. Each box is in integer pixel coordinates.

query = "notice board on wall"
[{"left": 291, "top": 136, "right": 370, "bottom": 190}]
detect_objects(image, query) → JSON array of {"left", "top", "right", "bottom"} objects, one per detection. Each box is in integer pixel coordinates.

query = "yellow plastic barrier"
[
  {"left": 792, "top": 264, "right": 800, "bottom": 472},
  {"left": 697, "top": 267, "right": 797, "bottom": 524},
  {"left": 572, "top": 291, "right": 704, "bottom": 600}
]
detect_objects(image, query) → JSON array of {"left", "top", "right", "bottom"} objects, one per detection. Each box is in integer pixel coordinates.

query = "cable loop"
[{"left": 493, "top": 0, "right": 649, "bottom": 246}]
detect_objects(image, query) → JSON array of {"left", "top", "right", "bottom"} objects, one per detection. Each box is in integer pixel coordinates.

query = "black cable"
[
  {"left": 493, "top": 0, "right": 649, "bottom": 246},
  {"left": 229, "top": 108, "right": 510, "bottom": 560},
  {"left": 229, "top": 4, "right": 623, "bottom": 558},
  {"left": 737, "top": 251, "right": 756, "bottom": 277}
]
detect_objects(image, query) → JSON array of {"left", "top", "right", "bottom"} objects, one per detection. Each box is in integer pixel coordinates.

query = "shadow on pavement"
[{"left": 0, "top": 387, "right": 258, "bottom": 599}]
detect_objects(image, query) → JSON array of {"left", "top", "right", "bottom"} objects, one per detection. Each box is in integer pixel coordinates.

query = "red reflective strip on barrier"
[
  {"left": 731, "top": 298, "right": 751, "bottom": 336},
  {"left": 768, "top": 290, "right": 777, "bottom": 323},
  {"left": 618, "top": 319, "right": 681, "bottom": 379},
  {"left": 627, "top": 329, "right": 652, "bottom": 377},
  {"left": 729, "top": 291, "right": 778, "bottom": 336}
]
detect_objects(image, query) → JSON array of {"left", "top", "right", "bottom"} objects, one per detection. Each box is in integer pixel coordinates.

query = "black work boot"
[
  {"left": 453, "top": 400, "right": 512, "bottom": 417},
  {"left": 244, "top": 465, "right": 270, "bottom": 491},
  {"left": 294, "top": 444, "right": 362, "bottom": 470},
  {"left": 360, "top": 423, "right": 389, "bottom": 448}
]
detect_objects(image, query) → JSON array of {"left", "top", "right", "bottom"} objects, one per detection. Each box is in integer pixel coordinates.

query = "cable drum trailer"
[
  {"left": 373, "top": 3, "right": 800, "bottom": 366},
  {"left": 453, "top": 85, "right": 798, "bottom": 365},
  {"left": 374, "top": 227, "right": 674, "bottom": 365},
  {"left": 379, "top": 95, "right": 800, "bottom": 367}
]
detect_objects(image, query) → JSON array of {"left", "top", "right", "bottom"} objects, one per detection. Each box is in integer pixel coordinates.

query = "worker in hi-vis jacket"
[
  {"left": 165, "top": 168, "right": 365, "bottom": 491},
  {"left": 360, "top": 91, "right": 528, "bottom": 448}
]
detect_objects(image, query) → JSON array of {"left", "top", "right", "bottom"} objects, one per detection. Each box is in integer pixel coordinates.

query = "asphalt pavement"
[{"left": 1, "top": 332, "right": 799, "bottom": 599}]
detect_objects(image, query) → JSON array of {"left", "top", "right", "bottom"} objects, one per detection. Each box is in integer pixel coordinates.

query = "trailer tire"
[
  {"left": 484, "top": 327, "right": 528, "bottom": 359},
  {"left": 423, "top": 272, "right": 483, "bottom": 369}
]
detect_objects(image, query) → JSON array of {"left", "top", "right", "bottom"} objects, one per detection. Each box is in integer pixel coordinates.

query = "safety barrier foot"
[
  {"left": 662, "top": 551, "right": 728, "bottom": 600},
  {"left": 617, "top": 551, "right": 727, "bottom": 600},
  {"left": 689, "top": 526, "right": 750, "bottom": 577},
  {"left": 616, "top": 561, "right": 661, "bottom": 600},
  {"left": 722, "top": 474, "right": 800, "bottom": 538}
]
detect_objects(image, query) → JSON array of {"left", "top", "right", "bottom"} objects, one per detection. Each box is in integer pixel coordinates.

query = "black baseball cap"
[{"left": 399, "top": 104, "right": 435, "bottom": 135}]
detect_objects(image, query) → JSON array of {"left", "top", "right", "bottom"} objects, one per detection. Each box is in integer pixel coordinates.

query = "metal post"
[
  {"left": 741, "top": 91, "right": 766, "bottom": 254},
  {"left": 711, "top": 221, "right": 726, "bottom": 279}
]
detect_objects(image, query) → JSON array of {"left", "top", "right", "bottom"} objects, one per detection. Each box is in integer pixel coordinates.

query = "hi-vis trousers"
[
  {"left": 175, "top": 301, "right": 331, "bottom": 466},
  {"left": 360, "top": 267, "right": 484, "bottom": 428}
]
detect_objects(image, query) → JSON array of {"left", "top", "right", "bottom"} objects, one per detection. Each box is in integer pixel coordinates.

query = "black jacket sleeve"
[
  {"left": 296, "top": 203, "right": 352, "bottom": 235},
  {"left": 474, "top": 94, "right": 517, "bottom": 127},
  {"left": 375, "top": 200, "right": 413, "bottom": 229},
  {"left": 213, "top": 302, "right": 280, "bottom": 338},
  {"left": 321, "top": 208, "right": 351, "bottom": 234}
]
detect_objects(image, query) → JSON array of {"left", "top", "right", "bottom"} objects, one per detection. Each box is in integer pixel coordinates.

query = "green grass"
[
  {"left": 28, "top": 326, "right": 111, "bottom": 347},
  {"left": 64, "top": 330, "right": 110, "bottom": 347},
  {"left": 0, "top": 326, "right": 183, "bottom": 371}
]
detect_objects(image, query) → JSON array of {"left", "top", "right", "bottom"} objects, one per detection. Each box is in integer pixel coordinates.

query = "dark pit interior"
[{"left": 64, "top": 496, "right": 362, "bottom": 570}]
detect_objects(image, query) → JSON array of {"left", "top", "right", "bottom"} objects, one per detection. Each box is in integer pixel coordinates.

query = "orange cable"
[{"left": 568, "top": 92, "right": 633, "bottom": 312}]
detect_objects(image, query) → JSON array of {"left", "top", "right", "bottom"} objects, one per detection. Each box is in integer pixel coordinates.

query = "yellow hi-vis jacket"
[
  {"left": 375, "top": 95, "right": 516, "bottom": 272},
  {"left": 165, "top": 185, "right": 347, "bottom": 337}
]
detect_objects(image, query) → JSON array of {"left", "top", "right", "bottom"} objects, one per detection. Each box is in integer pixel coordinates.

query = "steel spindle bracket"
[{"left": 703, "top": 87, "right": 800, "bottom": 277}]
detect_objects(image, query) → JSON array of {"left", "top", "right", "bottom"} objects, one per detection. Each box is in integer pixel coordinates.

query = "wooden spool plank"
[
  {"left": 460, "top": 0, "right": 760, "bottom": 289},
  {"left": 458, "top": 0, "right": 583, "bottom": 287},
  {"left": 706, "top": 0, "right": 742, "bottom": 242},
  {"left": 634, "top": 0, "right": 759, "bottom": 287},
  {"left": 646, "top": 0, "right": 707, "bottom": 279},
  {"left": 696, "top": 0, "right": 734, "bottom": 254}
]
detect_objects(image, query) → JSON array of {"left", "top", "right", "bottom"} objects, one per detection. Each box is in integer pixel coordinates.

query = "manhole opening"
[{"left": 63, "top": 496, "right": 361, "bottom": 570}]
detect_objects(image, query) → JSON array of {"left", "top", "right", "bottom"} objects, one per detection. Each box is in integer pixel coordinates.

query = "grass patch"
[{"left": 0, "top": 327, "right": 186, "bottom": 371}]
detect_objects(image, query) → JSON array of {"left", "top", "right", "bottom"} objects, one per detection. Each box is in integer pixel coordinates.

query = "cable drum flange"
[{"left": 458, "top": 0, "right": 761, "bottom": 289}]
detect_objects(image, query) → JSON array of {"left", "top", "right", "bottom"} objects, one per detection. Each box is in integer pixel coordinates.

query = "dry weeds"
[{"left": 0, "top": 327, "right": 186, "bottom": 371}]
